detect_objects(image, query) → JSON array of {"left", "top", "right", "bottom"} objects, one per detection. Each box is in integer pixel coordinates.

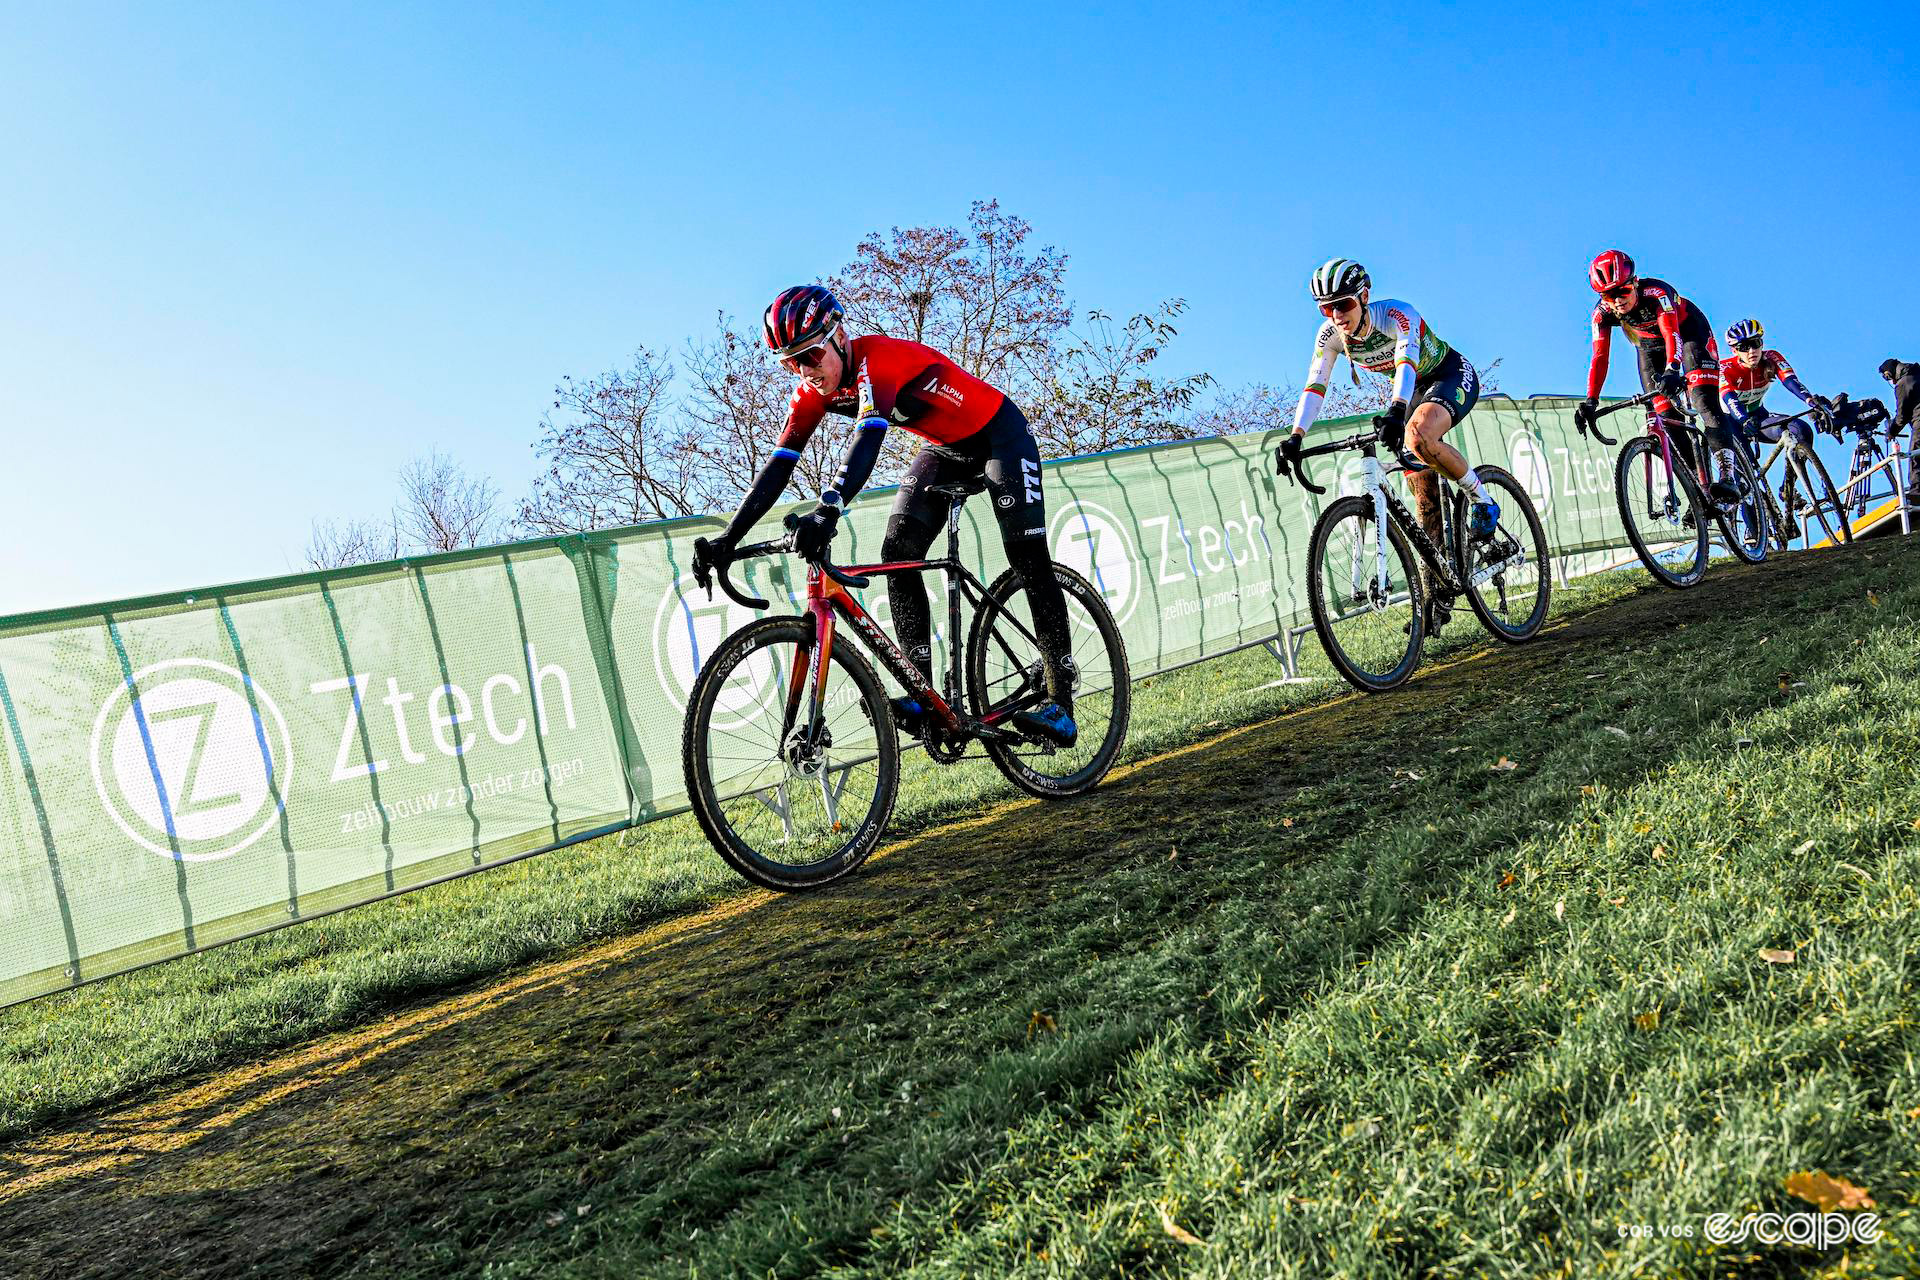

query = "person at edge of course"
[
  {"left": 1718, "top": 317, "right": 1833, "bottom": 510},
  {"left": 1576, "top": 249, "right": 1742, "bottom": 506},
  {"left": 1276, "top": 257, "right": 1492, "bottom": 632},
  {"left": 692, "top": 284, "right": 1079, "bottom": 748},
  {"left": 1881, "top": 357, "right": 1920, "bottom": 499}
]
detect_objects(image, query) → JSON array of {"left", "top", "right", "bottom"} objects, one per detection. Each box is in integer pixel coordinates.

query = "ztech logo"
[{"left": 90, "top": 659, "right": 293, "bottom": 862}]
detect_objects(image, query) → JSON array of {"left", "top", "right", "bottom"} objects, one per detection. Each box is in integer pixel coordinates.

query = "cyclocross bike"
[
  {"left": 1274, "top": 425, "right": 1550, "bottom": 692},
  {"left": 1741, "top": 408, "right": 1852, "bottom": 549},
  {"left": 1579, "top": 390, "right": 1771, "bottom": 588},
  {"left": 684, "top": 476, "right": 1130, "bottom": 891}
]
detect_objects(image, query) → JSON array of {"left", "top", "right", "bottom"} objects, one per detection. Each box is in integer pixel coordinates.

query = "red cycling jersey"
[
  {"left": 776, "top": 334, "right": 1006, "bottom": 452},
  {"left": 1586, "top": 277, "right": 1696, "bottom": 399},
  {"left": 1717, "top": 349, "right": 1794, "bottom": 408}
]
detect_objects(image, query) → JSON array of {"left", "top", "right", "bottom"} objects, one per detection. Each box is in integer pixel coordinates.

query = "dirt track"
[{"left": 0, "top": 546, "right": 1894, "bottom": 1278}]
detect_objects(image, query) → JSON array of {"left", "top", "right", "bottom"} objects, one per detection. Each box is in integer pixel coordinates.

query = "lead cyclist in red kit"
[{"left": 692, "top": 285, "right": 1080, "bottom": 747}]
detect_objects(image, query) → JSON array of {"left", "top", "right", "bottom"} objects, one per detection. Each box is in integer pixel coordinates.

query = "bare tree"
[
  {"left": 1029, "top": 300, "right": 1215, "bottom": 456},
  {"left": 1194, "top": 357, "right": 1506, "bottom": 437},
  {"left": 681, "top": 313, "right": 843, "bottom": 501},
  {"left": 519, "top": 346, "right": 712, "bottom": 534},
  {"left": 305, "top": 516, "right": 400, "bottom": 570},
  {"left": 828, "top": 199, "right": 1071, "bottom": 392},
  {"left": 397, "top": 450, "right": 503, "bottom": 553},
  {"left": 1183, "top": 381, "right": 1295, "bottom": 438}
]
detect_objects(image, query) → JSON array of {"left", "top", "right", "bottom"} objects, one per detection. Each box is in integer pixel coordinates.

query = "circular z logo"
[{"left": 90, "top": 659, "right": 293, "bottom": 862}]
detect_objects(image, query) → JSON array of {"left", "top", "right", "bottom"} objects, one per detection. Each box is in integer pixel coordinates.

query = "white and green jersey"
[{"left": 1291, "top": 298, "right": 1453, "bottom": 434}]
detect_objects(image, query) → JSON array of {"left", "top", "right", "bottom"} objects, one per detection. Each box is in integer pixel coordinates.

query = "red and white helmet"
[
  {"left": 1589, "top": 249, "right": 1636, "bottom": 293},
  {"left": 762, "top": 285, "right": 845, "bottom": 357}
]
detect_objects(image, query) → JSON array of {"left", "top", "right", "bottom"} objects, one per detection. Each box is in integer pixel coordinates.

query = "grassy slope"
[
  {"left": 3, "top": 545, "right": 1918, "bottom": 1279},
  {"left": 1, "top": 566, "right": 1590, "bottom": 1141}
]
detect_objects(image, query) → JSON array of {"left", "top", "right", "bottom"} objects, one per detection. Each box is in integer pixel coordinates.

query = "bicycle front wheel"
[
  {"left": 1615, "top": 436, "right": 1709, "bottom": 589},
  {"left": 1793, "top": 447, "right": 1853, "bottom": 547},
  {"left": 1452, "top": 463, "right": 1550, "bottom": 643},
  {"left": 1715, "top": 444, "right": 1771, "bottom": 564},
  {"left": 1306, "top": 494, "right": 1424, "bottom": 692},
  {"left": 683, "top": 616, "right": 899, "bottom": 891},
  {"left": 967, "top": 563, "right": 1131, "bottom": 798}
]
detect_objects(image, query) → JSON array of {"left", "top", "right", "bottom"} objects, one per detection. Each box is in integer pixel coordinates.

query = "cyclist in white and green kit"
[{"left": 1279, "top": 259, "right": 1496, "bottom": 569}]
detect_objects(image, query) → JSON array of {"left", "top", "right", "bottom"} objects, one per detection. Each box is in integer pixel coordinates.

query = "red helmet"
[
  {"left": 763, "top": 284, "right": 844, "bottom": 357},
  {"left": 1589, "top": 250, "right": 1636, "bottom": 293}
]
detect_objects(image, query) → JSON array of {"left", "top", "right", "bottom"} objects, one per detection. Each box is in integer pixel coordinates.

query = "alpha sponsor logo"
[
  {"left": 90, "top": 659, "right": 293, "bottom": 863},
  {"left": 1509, "top": 430, "right": 1553, "bottom": 516},
  {"left": 1049, "top": 500, "right": 1139, "bottom": 626}
]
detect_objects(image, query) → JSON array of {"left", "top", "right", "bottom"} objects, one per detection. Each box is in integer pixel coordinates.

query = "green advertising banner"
[{"left": 0, "top": 396, "right": 1625, "bottom": 1007}]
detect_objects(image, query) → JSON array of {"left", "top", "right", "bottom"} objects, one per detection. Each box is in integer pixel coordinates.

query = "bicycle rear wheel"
[
  {"left": 1615, "top": 436, "right": 1709, "bottom": 589},
  {"left": 683, "top": 616, "right": 899, "bottom": 891},
  {"left": 1452, "top": 463, "right": 1550, "bottom": 643},
  {"left": 1306, "top": 494, "right": 1424, "bottom": 692},
  {"left": 967, "top": 563, "right": 1131, "bottom": 798},
  {"left": 1792, "top": 447, "right": 1853, "bottom": 547}
]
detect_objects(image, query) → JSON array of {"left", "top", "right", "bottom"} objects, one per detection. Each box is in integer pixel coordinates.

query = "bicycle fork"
[{"left": 1343, "top": 456, "right": 1396, "bottom": 608}]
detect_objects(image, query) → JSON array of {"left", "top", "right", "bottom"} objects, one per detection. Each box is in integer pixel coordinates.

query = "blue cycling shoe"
[
  {"left": 1011, "top": 701, "right": 1078, "bottom": 748},
  {"left": 1468, "top": 499, "right": 1501, "bottom": 541}
]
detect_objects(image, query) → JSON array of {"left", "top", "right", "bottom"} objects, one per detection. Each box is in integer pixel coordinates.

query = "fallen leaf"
[
  {"left": 1501, "top": 906, "right": 1517, "bottom": 926},
  {"left": 1608, "top": 897, "right": 1626, "bottom": 906},
  {"left": 577, "top": 1205, "right": 593, "bottom": 1218},
  {"left": 1155, "top": 1202, "right": 1205, "bottom": 1246},
  {"left": 1281, "top": 817, "right": 1294, "bottom": 828},
  {"left": 1603, "top": 725, "right": 1631, "bottom": 740},
  {"left": 1026, "top": 1010, "right": 1058, "bottom": 1038},
  {"left": 1634, "top": 1009, "right": 1661, "bottom": 1032},
  {"left": 1498, "top": 872, "right": 1516, "bottom": 890},
  {"left": 1492, "top": 757, "right": 1519, "bottom": 772},
  {"left": 545, "top": 1211, "right": 568, "bottom": 1228},
  {"left": 1760, "top": 948, "right": 1796, "bottom": 965},
  {"left": 1651, "top": 844, "right": 1667, "bottom": 859},
  {"left": 1790, "top": 839, "right": 1817, "bottom": 858},
  {"left": 1580, "top": 785, "right": 1598, "bottom": 797},
  {"left": 1867, "top": 590, "right": 1882, "bottom": 607},
  {"left": 1168, "top": 847, "right": 1179, "bottom": 862},
  {"left": 1778, "top": 671, "right": 1795, "bottom": 692},
  {"left": 1633, "top": 822, "right": 1653, "bottom": 834},
  {"left": 1786, "top": 1171, "right": 1876, "bottom": 1212},
  {"left": 1554, "top": 898, "right": 1566, "bottom": 922}
]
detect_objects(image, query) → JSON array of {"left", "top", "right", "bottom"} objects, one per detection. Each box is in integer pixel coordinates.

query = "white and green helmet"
[{"left": 1310, "top": 258, "right": 1370, "bottom": 303}]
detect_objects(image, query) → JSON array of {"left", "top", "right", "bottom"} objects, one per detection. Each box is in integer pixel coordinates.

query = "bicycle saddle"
[{"left": 925, "top": 476, "right": 989, "bottom": 501}]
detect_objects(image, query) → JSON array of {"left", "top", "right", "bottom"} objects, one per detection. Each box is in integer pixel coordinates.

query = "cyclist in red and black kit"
[
  {"left": 1577, "top": 250, "right": 1742, "bottom": 504},
  {"left": 694, "top": 285, "right": 1078, "bottom": 747}
]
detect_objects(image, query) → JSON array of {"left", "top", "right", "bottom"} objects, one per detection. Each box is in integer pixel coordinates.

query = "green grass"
[
  {"left": 5, "top": 545, "right": 1916, "bottom": 1279},
  {"left": 0, "top": 570, "right": 1623, "bottom": 1143}
]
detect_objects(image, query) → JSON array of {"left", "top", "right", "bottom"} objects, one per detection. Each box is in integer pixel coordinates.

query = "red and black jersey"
[
  {"left": 776, "top": 334, "right": 1006, "bottom": 453},
  {"left": 1586, "top": 277, "right": 1704, "bottom": 399}
]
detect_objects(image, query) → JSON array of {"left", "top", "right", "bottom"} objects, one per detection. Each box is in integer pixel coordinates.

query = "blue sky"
[{"left": 2, "top": 1, "right": 1915, "bottom": 615}]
